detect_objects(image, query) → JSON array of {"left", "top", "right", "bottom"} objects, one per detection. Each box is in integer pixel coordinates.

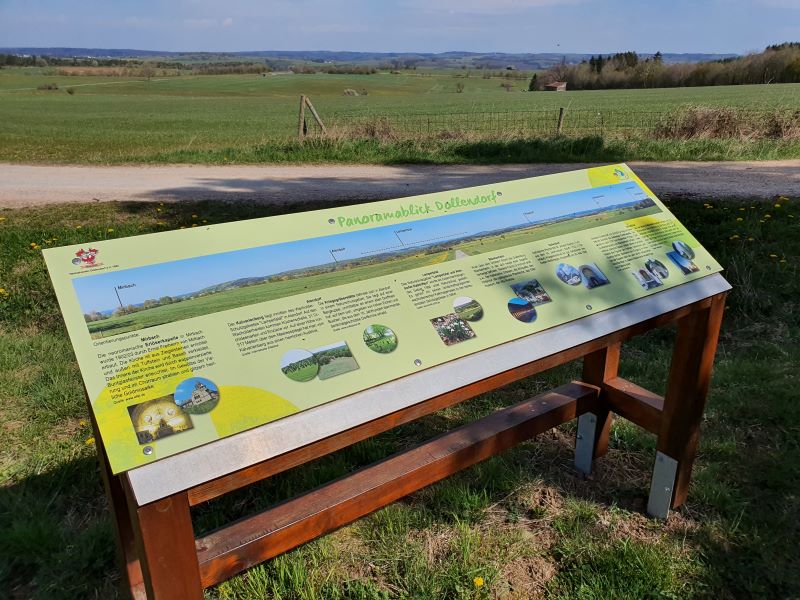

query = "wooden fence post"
[
  {"left": 298, "top": 94, "right": 307, "bottom": 138},
  {"left": 556, "top": 107, "right": 566, "bottom": 134}
]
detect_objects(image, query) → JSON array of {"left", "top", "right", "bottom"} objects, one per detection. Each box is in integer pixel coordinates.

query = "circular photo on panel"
[
  {"left": 174, "top": 377, "right": 220, "bottom": 414},
  {"left": 363, "top": 324, "right": 398, "bottom": 354},
  {"left": 556, "top": 263, "right": 582, "bottom": 286},
  {"left": 453, "top": 296, "right": 484, "bottom": 322},
  {"left": 280, "top": 349, "right": 319, "bottom": 382},
  {"left": 507, "top": 297, "right": 537, "bottom": 323},
  {"left": 672, "top": 241, "right": 695, "bottom": 260}
]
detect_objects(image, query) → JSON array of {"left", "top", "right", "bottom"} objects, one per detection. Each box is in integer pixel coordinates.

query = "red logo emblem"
[{"left": 74, "top": 248, "right": 101, "bottom": 268}]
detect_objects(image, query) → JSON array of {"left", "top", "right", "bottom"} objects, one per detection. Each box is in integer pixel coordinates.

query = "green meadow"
[
  {"left": 1, "top": 68, "right": 799, "bottom": 163},
  {"left": 0, "top": 195, "right": 798, "bottom": 598}
]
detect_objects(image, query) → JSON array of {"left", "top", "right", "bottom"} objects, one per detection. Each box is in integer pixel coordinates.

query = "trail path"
[{"left": 1, "top": 160, "right": 798, "bottom": 208}]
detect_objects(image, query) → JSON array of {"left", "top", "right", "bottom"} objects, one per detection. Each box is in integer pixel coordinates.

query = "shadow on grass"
[{"left": 0, "top": 457, "right": 119, "bottom": 600}]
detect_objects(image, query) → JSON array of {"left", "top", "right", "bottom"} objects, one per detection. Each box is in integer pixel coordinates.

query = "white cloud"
[{"left": 221, "top": 17, "right": 234, "bottom": 27}]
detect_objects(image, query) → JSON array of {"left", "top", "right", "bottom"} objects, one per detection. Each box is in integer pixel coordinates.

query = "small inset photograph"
[
  {"left": 280, "top": 349, "right": 319, "bottom": 382},
  {"left": 128, "top": 396, "right": 193, "bottom": 445},
  {"left": 453, "top": 296, "right": 484, "bottom": 322},
  {"left": 363, "top": 324, "right": 398, "bottom": 354},
  {"left": 510, "top": 279, "right": 552, "bottom": 306},
  {"left": 507, "top": 297, "right": 537, "bottom": 323},
  {"left": 672, "top": 241, "right": 695, "bottom": 260},
  {"left": 645, "top": 258, "right": 669, "bottom": 280},
  {"left": 556, "top": 263, "right": 582, "bottom": 286},
  {"left": 430, "top": 313, "right": 476, "bottom": 346},
  {"left": 631, "top": 268, "right": 663, "bottom": 290},
  {"left": 578, "top": 263, "right": 611, "bottom": 289},
  {"left": 174, "top": 377, "right": 220, "bottom": 414},
  {"left": 666, "top": 251, "right": 700, "bottom": 275},
  {"left": 313, "top": 341, "right": 360, "bottom": 380}
]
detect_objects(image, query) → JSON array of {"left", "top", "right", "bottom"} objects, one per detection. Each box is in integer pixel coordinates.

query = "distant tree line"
[
  {"left": 290, "top": 64, "right": 377, "bottom": 75},
  {"left": 539, "top": 44, "right": 800, "bottom": 90},
  {"left": 84, "top": 296, "right": 177, "bottom": 322}
]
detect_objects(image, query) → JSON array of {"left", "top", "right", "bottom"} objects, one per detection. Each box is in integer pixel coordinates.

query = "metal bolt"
[
  {"left": 577, "top": 434, "right": 584, "bottom": 440},
  {"left": 414, "top": 359, "right": 422, "bottom": 366},
  {"left": 586, "top": 304, "right": 592, "bottom": 310},
  {"left": 664, "top": 487, "right": 671, "bottom": 493},
  {"left": 328, "top": 218, "right": 335, "bottom": 224},
  {"left": 143, "top": 446, "right": 153, "bottom": 456}
]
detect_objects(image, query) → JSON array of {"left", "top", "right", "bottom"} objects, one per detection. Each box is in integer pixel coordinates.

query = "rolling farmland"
[{"left": 1, "top": 68, "right": 799, "bottom": 163}]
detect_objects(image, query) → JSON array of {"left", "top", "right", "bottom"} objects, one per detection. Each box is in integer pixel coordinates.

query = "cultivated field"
[{"left": 1, "top": 68, "right": 799, "bottom": 163}]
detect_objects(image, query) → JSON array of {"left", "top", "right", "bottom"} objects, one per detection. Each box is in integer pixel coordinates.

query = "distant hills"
[{"left": 0, "top": 47, "right": 738, "bottom": 70}]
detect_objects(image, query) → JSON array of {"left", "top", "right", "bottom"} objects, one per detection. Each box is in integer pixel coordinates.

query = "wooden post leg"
[
  {"left": 127, "top": 487, "right": 204, "bottom": 600},
  {"left": 88, "top": 407, "right": 146, "bottom": 599},
  {"left": 575, "top": 343, "right": 620, "bottom": 474},
  {"left": 648, "top": 293, "right": 726, "bottom": 518}
]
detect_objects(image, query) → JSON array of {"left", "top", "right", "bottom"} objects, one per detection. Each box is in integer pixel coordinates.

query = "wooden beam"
[
  {"left": 195, "top": 382, "right": 597, "bottom": 587},
  {"left": 127, "top": 489, "right": 204, "bottom": 600},
  {"left": 658, "top": 292, "right": 727, "bottom": 508},
  {"left": 304, "top": 97, "right": 327, "bottom": 134},
  {"left": 297, "top": 94, "right": 306, "bottom": 138},
  {"left": 603, "top": 377, "right": 664, "bottom": 434},
  {"left": 581, "top": 343, "right": 620, "bottom": 458}
]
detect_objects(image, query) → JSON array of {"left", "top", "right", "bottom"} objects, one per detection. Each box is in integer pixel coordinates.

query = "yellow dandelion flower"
[
  {"left": 79, "top": 419, "right": 88, "bottom": 427},
  {"left": 775, "top": 204, "right": 782, "bottom": 208},
  {"left": 156, "top": 207, "right": 162, "bottom": 212},
  {"left": 473, "top": 576, "right": 484, "bottom": 588},
  {"left": 0, "top": 216, "right": 6, "bottom": 222},
  {"left": 778, "top": 195, "right": 789, "bottom": 202},
  {"left": 0, "top": 288, "right": 7, "bottom": 295},
  {"left": 29, "top": 242, "right": 37, "bottom": 248},
  {"left": 107, "top": 228, "right": 114, "bottom": 233},
  {"left": 76, "top": 225, "right": 82, "bottom": 229},
  {"left": 85, "top": 437, "right": 95, "bottom": 446}
]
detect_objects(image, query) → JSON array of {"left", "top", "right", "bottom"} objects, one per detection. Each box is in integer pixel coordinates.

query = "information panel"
[{"left": 45, "top": 164, "right": 722, "bottom": 473}]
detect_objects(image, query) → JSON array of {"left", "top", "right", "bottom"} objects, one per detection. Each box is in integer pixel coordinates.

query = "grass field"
[
  {"left": 0, "top": 195, "right": 798, "bottom": 598},
  {"left": 364, "top": 331, "right": 398, "bottom": 354},
  {"left": 1, "top": 68, "right": 799, "bottom": 163}
]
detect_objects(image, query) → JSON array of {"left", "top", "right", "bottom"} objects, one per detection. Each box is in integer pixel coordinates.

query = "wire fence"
[{"left": 311, "top": 107, "right": 799, "bottom": 140}]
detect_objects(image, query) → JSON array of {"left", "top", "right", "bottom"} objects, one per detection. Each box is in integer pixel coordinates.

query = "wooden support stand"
[{"left": 91, "top": 277, "right": 728, "bottom": 599}]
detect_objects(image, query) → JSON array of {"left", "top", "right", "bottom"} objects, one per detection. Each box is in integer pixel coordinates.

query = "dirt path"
[{"left": 1, "top": 160, "right": 798, "bottom": 208}]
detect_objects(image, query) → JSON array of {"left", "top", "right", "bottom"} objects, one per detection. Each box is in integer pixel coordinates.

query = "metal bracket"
[
  {"left": 574, "top": 412, "right": 598, "bottom": 476},
  {"left": 647, "top": 451, "right": 679, "bottom": 519}
]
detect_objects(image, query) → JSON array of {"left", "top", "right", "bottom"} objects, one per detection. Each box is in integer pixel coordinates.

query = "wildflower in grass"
[
  {"left": 79, "top": 419, "right": 88, "bottom": 427},
  {"left": 192, "top": 224, "right": 198, "bottom": 227},
  {"left": 780, "top": 259, "right": 787, "bottom": 263},
  {"left": 473, "top": 577, "right": 484, "bottom": 588},
  {"left": 778, "top": 195, "right": 789, "bottom": 203},
  {"left": 202, "top": 220, "right": 208, "bottom": 224},
  {"left": 775, "top": 204, "right": 782, "bottom": 208},
  {"left": 76, "top": 225, "right": 82, "bottom": 229},
  {"left": 747, "top": 237, "right": 755, "bottom": 242},
  {"left": 156, "top": 207, "right": 162, "bottom": 212},
  {"left": 0, "top": 216, "right": 6, "bottom": 222},
  {"left": 760, "top": 220, "right": 766, "bottom": 223},
  {"left": 770, "top": 254, "right": 778, "bottom": 258},
  {"left": 789, "top": 214, "right": 795, "bottom": 218},
  {"left": 729, "top": 235, "right": 740, "bottom": 240},
  {"left": 0, "top": 288, "right": 8, "bottom": 296},
  {"left": 107, "top": 228, "right": 114, "bottom": 233},
  {"left": 157, "top": 221, "right": 166, "bottom": 226},
  {"left": 765, "top": 214, "right": 772, "bottom": 219},
  {"left": 192, "top": 214, "right": 198, "bottom": 219},
  {"left": 736, "top": 217, "right": 743, "bottom": 221},
  {"left": 85, "top": 437, "right": 95, "bottom": 445},
  {"left": 739, "top": 207, "right": 745, "bottom": 211}
]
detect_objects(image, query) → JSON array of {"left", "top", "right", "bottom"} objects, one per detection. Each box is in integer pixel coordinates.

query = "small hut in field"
[{"left": 545, "top": 81, "right": 567, "bottom": 92}]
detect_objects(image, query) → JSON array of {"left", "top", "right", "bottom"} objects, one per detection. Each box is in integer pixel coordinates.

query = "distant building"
[{"left": 545, "top": 81, "right": 568, "bottom": 92}]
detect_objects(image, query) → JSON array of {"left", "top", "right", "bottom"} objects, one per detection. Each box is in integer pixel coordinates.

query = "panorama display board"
[{"left": 44, "top": 164, "right": 722, "bottom": 473}]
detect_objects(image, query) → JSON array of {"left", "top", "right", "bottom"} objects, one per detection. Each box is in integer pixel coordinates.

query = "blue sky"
[
  {"left": 71, "top": 182, "right": 650, "bottom": 314},
  {"left": 0, "top": 0, "right": 796, "bottom": 54}
]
